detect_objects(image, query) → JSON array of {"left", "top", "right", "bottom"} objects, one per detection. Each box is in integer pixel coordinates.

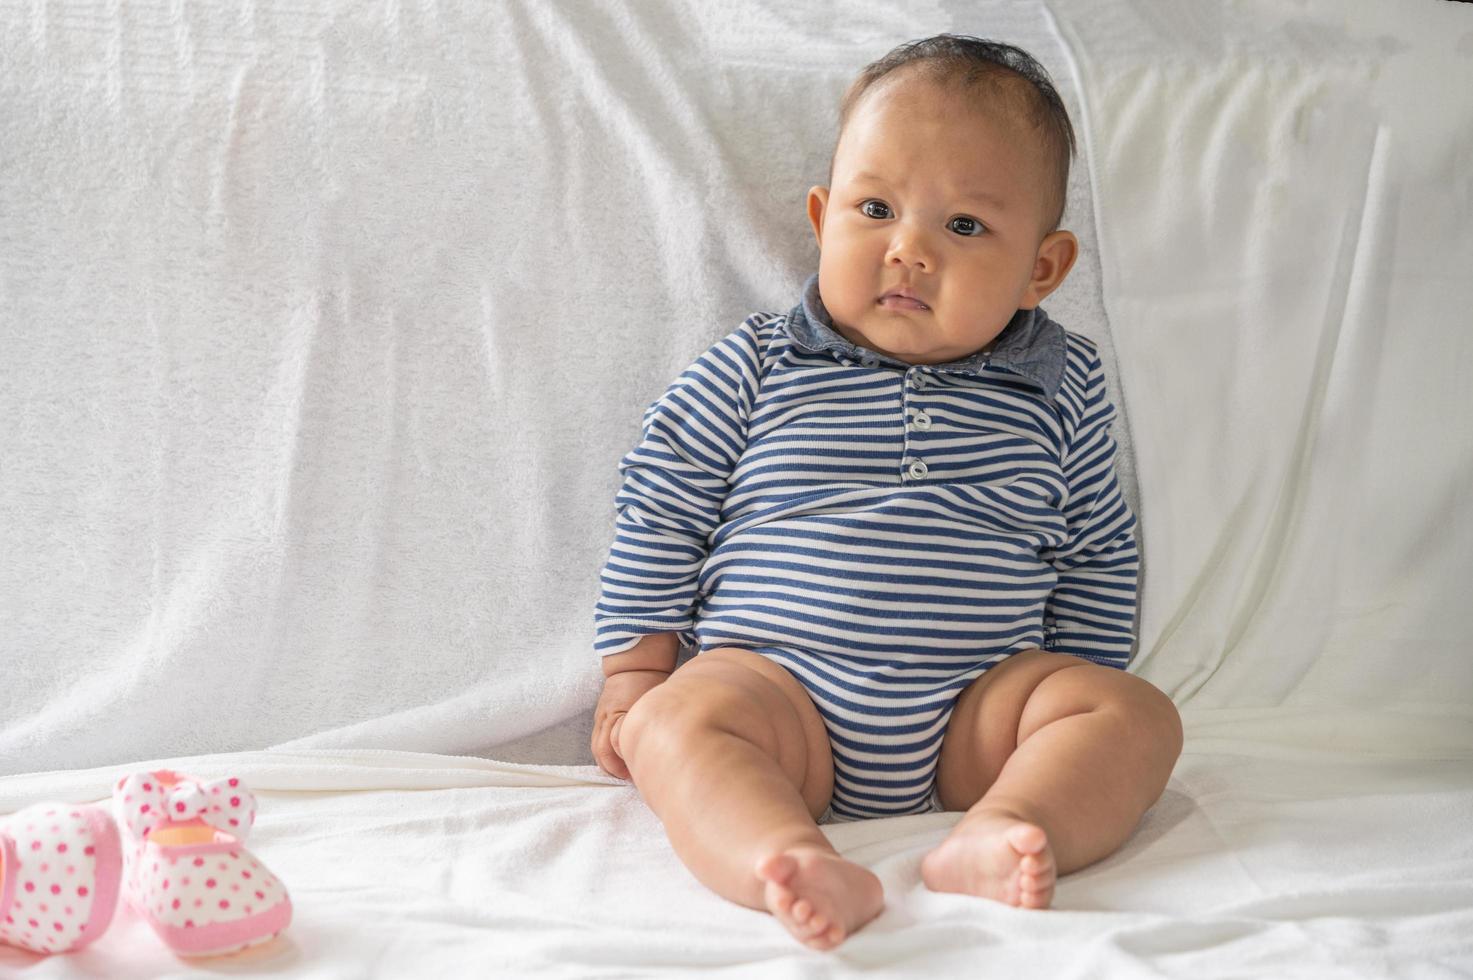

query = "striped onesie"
[{"left": 595, "top": 274, "right": 1140, "bottom": 822}]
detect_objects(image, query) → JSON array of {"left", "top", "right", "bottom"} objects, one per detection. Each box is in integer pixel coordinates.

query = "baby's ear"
[
  {"left": 1020, "top": 229, "right": 1079, "bottom": 309},
  {"left": 806, "top": 186, "right": 829, "bottom": 246}
]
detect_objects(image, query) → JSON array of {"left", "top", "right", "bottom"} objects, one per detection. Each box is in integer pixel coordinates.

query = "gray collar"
[{"left": 784, "top": 274, "right": 1067, "bottom": 399}]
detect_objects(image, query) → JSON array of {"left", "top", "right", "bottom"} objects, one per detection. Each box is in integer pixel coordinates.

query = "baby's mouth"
[{"left": 878, "top": 293, "right": 930, "bottom": 311}]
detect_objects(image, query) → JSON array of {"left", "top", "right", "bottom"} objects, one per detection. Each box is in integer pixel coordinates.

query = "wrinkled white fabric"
[
  {"left": 0, "top": 0, "right": 1128, "bottom": 774},
  {"left": 1052, "top": 0, "right": 1473, "bottom": 723},
  {"left": 1, "top": 746, "right": 1470, "bottom": 978}
]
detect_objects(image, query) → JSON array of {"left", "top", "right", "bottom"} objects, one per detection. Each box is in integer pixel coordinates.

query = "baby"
[{"left": 591, "top": 35, "right": 1183, "bottom": 950}]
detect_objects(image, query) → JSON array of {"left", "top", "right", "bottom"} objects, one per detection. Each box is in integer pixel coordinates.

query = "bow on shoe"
[{"left": 114, "top": 772, "right": 258, "bottom": 841}]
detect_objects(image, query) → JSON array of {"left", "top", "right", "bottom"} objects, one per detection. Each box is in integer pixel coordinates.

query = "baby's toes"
[
  {"left": 1019, "top": 882, "right": 1052, "bottom": 909},
  {"left": 1020, "top": 854, "right": 1053, "bottom": 880},
  {"left": 1006, "top": 822, "right": 1048, "bottom": 855},
  {"left": 764, "top": 880, "right": 796, "bottom": 917},
  {"left": 806, "top": 929, "right": 841, "bottom": 950},
  {"left": 798, "top": 915, "right": 841, "bottom": 950},
  {"left": 756, "top": 853, "right": 799, "bottom": 888},
  {"left": 1018, "top": 868, "right": 1055, "bottom": 908},
  {"left": 791, "top": 898, "right": 813, "bottom": 924}
]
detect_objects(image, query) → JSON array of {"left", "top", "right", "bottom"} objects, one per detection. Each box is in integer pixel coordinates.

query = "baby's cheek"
[{"left": 817, "top": 260, "right": 874, "bottom": 326}]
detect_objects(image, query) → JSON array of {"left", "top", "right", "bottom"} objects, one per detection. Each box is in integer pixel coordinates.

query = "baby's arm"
[
  {"left": 1040, "top": 346, "right": 1140, "bottom": 668},
  {"left": 592, "top": 319, "right": 764, "bottom": 659},
  {"left": 591, "top": 320, "right": 767, "bottom": 774},
  {"left": 592, "top": 633, "right": 680, "bottom": 779}
]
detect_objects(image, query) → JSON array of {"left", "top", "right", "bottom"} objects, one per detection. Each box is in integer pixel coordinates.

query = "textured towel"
[
  {"left": 3, "top": 0, "right": 1469, "bottom": 776},
  {"left": 0, "top": 0, "right": 1127, "bottom": 773}
]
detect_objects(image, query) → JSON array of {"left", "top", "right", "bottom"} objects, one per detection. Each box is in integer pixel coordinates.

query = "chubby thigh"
[
  {"left": 630, "top": 646, "right": 835, "bottom": 822},
  {"left": 933, "top": 649, "right": 1172, "bottom": 812}
]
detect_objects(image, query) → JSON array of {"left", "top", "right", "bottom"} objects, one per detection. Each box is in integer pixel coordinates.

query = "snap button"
[
  {"left": 907, "top": 458, "right": 928, "bottom": 480},
  {"left": 912, "top": 411, "right": 931, "bottom": 431},
  {"left": 912, "top": 374, "right": 927, "bottom": 389},
  {"left": 860, "top": 353, "right": 879, "bottom": 368}
]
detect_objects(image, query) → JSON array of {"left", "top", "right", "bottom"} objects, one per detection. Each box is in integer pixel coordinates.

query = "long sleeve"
[
  {"left": 1038, "top": 349, "right": 1141, "bottom": 669},
  {"left": 593, "top": 318, "right": 765, "bottom": 657}
]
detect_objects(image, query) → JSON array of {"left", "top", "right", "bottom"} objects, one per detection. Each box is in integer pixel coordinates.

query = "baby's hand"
[{"left": 592, "top": 669, "right": 670, "bottom": 780}]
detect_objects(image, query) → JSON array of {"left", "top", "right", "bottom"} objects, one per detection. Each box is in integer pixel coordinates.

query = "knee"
[
  {"left": 1112, "top": 674, "right": 1184, "bottom": 762},
  {"left": 1028, "top": 662, "right": 1182, "bottom": 757},
  {"left": 617, "top": 684, "right": 683, "bottom": 767},
  {"left": 619, "top": 677, "right": 754, "bottom": 768},
  {"left": 1146, "top": 684, "right": 1185, "bottom": 760}
]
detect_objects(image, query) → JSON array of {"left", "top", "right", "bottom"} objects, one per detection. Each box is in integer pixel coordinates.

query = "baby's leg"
[
  {"left": 923, "top": 651, "right": 1183, "bottom": 907},
  {"left": 616, "top": 647, "right": 884, "bottom": 950}
]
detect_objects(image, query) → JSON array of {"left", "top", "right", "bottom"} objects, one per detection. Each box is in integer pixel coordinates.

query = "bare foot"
[
  {"left": 754, "top": 845, "right": 885, "bottom": 950},
  {"left": 919, "top": 806, "right": 1056, "bottom": 909}
]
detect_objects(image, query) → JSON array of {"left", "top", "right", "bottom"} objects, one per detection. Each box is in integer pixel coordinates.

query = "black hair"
[{"left": 832, "top": 34, "right": 1077, "bottom": 236}]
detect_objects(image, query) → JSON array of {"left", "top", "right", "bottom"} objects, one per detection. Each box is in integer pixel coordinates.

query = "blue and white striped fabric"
[{"left": 595, "top": 275, "right": 1139, "bottom": 820}]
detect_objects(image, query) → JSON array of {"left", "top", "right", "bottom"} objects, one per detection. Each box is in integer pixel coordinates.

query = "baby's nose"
[
  {"left": 887, "top": 247, "right": 932, "bottom": 272},
  {"left": 886, "top": 229, "right": 934, "bottom": 271}
]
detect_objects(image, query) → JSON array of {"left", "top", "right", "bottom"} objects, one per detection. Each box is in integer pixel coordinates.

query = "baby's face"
[{"left": 808, "top": 75, "right": 1076, "bottom": 365}]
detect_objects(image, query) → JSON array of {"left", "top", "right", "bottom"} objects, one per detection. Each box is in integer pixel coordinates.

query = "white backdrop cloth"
[
  {"left": 2, "top": 0, "right": 1472, "bottom": 976},
  {"left": 0, "top": 0, "right": 1138, "bottom": 771}
]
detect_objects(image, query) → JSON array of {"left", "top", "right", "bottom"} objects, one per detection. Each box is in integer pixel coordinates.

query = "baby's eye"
[
  {"left": 949, "top": 216, "right": 984, "bottom": 237},
  {"left": 860, "top": 200, "right": 892, "bottom": 220}
]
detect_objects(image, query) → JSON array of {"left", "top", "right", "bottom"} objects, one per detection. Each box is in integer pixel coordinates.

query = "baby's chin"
[
  {"left": 834, "top": 316, "right": 968, "bottom": 366},
  {"left": 857, "top": 330, "right": 960, "bottom": 366}
]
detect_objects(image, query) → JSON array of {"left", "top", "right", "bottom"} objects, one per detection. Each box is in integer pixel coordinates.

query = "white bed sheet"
[{"left": 1, "top": 742, "right": 1470, "bottom": 979}]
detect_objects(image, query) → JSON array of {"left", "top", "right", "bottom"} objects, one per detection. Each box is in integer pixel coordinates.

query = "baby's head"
[{"left": 807, "top": 35, "right": 1080, "bottom": 366}]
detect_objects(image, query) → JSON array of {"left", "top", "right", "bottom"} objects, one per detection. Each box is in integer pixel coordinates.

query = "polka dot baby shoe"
[
  {"left": 0, "top": 802, "right": 122, "bottom": 954},
  {"left": 112, "top": 770, "right": 291, "bottom": 957}
]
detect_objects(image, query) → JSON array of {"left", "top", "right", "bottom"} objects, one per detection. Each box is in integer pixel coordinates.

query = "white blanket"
[
  {"left": 1, "top": 743, "right": 1470, "bottom": 978},
  {"left": 3, "top": 0, "right": 1471, "bottom": 975},
  {"left": 1054, "top": 0, "right": 1473, "bottom": 722},
  {"left": 0, "top": 0, "right": 1132, "bottom": 772}
]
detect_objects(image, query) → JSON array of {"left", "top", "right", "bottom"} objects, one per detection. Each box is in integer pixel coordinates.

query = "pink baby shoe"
[
  {"left": 0, "top": 802, "right": 122, "bottom": 954},
  {"left": 112, "top": 770, "right": 291, "bottom": 957}
]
